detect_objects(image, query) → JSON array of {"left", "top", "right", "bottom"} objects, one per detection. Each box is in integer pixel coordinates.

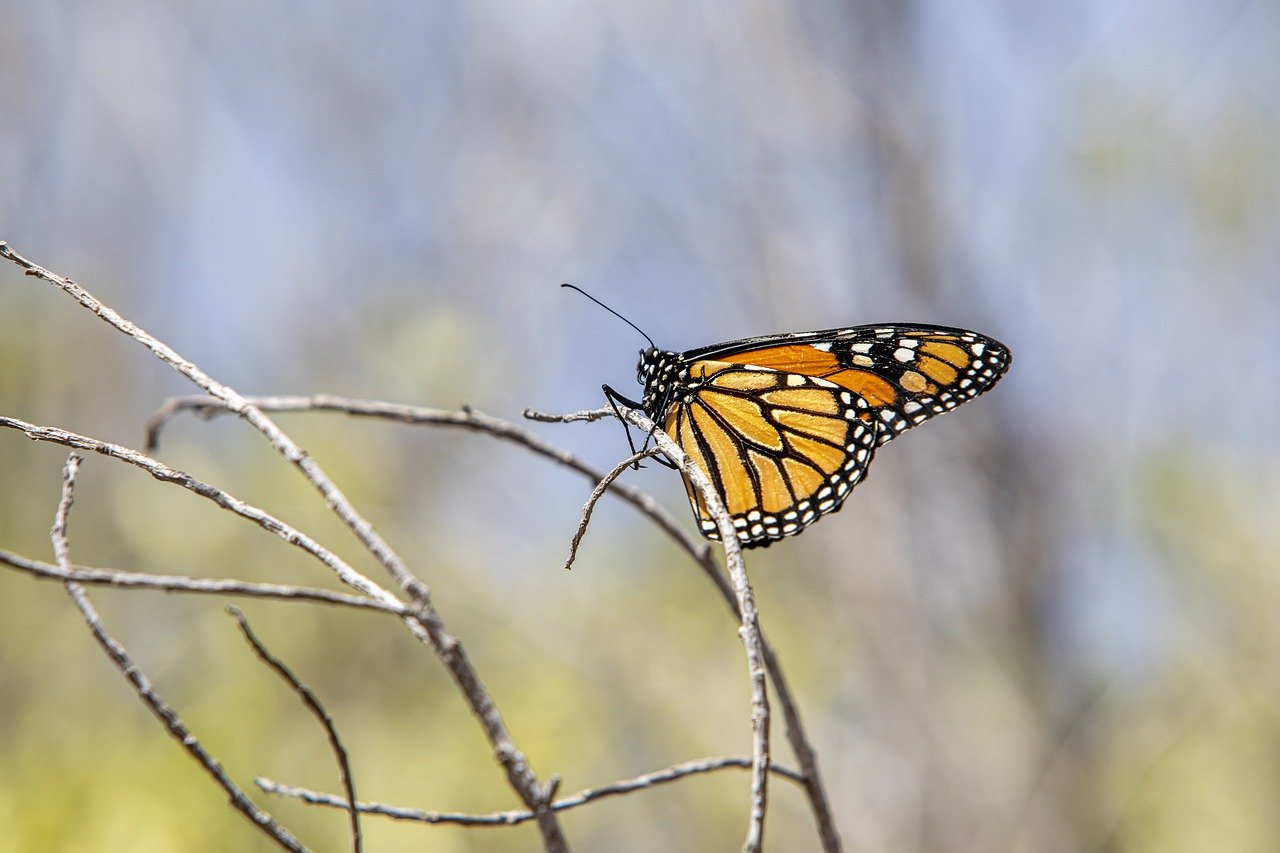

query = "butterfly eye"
[{"left": 636, "top": 349, "right": 652, "bottom": 384}]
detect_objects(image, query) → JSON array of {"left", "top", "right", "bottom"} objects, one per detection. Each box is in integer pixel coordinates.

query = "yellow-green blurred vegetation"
[{"left": 3, "top": 1, "right": 1279, "bottom": 851}]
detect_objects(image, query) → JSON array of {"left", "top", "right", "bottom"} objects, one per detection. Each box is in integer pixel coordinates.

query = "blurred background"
[{"left": 2, "top": 1, "right": 1278, "bottom": 850}]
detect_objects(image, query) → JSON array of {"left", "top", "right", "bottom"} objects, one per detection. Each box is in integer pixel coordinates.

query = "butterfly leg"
[
  {"left": 639, "top": 386, "right": 678, "bottom": 469},
  {"left": 603, "top": 384, "right": 647, "bottom": 468},
  {"left": 602, "top": 384, "right": 678, "bottom": 469}
]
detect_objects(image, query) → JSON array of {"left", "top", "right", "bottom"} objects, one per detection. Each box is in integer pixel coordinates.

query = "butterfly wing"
[
  {"left": 704, "top": 324, "right": 1011, "bottom": 445},
  {"left": 663, "top": 359, "right": 879, "bottom": 548}
]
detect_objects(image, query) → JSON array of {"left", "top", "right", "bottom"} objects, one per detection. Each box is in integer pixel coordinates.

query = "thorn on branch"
[{"left": 541, "top": 775, "right": 562, "bottom": 805}]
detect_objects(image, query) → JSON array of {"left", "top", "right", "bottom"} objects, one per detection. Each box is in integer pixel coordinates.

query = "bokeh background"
[{"left": 2, "top": 1, "right": 1278, "bottom": 850}]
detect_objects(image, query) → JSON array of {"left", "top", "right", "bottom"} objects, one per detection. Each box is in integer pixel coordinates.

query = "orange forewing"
[{"left": 720, "top": 344, "right": 840, "bottom": 374}]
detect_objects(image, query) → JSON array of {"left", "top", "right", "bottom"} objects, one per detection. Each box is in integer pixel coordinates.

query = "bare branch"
[
  {"left": 609, "top": 406, "right": 772, "bottom": 852},
  {"left": 752, "top": 646, "right": 839, "bottom": 851},
  {"left": 149, "top": 398, "right": 600, "bottom": 449},
  {"left": 2, "top": 415, "right": 395, "bottom": 599},
  {"left": 0, "top": 244, "right": 428, "bottom": 598},
  {"left": 44, "top": 453, "right": 308, "bottom": 852},
  {"left": 149, "top": 395, "right": 715, "bottom": 565},
  {"left": 522, "top": 407, "right": 615, "bottom": 424},
  {"left": 1, "top": 244, "right": 567, "bottom": 851},
  {"left": 150, "top": 393, "right": 840, "bottom": 851},
  {"left": 563, "top": 448, "right": 660, "bottom": 571},
  {"left": 229, "top": 608, "right": 362, "bottom": 853},
  {"left": 0, "top": 549, "right": 411, "bottom": 613},
  {"left": 529, "top": 404, "right": 774, "bottom": 848},
  {"left": 58, "top": 596, "right": 312, "bottom": 850},
  {"left": 2, "top": 246, "right": 833, "bottom": 848},
  {"left": 259, "top": 756, "right": 806, "bottom": 826}
]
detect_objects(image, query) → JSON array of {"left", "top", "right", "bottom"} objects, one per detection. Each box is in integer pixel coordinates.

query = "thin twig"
[
  {"left": 530, "top": 407, "right": 772, "bottom": 849},
  {"left": 531, "top": 407, "right": 773, "bottom": 849},
  {"left": 46, "top": 454, "right": 308, "bottom": 851},
  {"left": 259, "top": 755, "right": 805, "bottom": 826},
  {"left": 0, "top": 243, "right": 427, "bottom": 601},
  {"left": 229, "top": 607, "right": 362, "bottom": 853},
  {"left": 0, "top": 243, "right": 567, "bottom": 851},
  {"left": 0, "top": 415, "right": 393, "bottom": 602},
  {"left": 522, "top": 407, "right": 614, "bottom": 425},
  {"left": 57, "top": 598, "right": 311, "bottom": 851},
  {"left": 611, "top": 405, "right": 772, "bottom": 852},
  {"left": 563, "top": 448, "right": 659, "bottom": 570},
  {"left": 0, "top": 550, "right": 411, "bottom": 614},
  {"left": 530, "top": 411, "right": 840, "bottom": 851},
  {"left": 151, "top": 394, "right": 841, "bottom": 851},
  {"left": 149, "top": 395, "right": 715, "bottom": 566}
]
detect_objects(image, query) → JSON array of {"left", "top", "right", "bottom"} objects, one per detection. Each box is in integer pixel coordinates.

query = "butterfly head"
[{"left": 637, "top": 347, "right": 682, "bottom": 417}]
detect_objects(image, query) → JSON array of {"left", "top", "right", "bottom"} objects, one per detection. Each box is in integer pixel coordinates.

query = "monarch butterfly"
[{"left": 567, "top": 286, "right": 1012, "bottom": 548}]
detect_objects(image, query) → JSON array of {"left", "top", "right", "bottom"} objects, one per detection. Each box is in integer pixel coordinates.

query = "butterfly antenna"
[{"left": 561, "top": 283, "right": 656, "bottom": 349}]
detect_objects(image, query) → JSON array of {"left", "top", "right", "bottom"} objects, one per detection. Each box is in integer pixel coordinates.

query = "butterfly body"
[{"left": 613, "top": 323, "right": 1011, "bottom": 548}]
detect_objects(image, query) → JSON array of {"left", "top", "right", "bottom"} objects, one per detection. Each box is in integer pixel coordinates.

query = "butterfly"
[{"left": 566, "top": 287, "right": 1012, "bottom": 548}]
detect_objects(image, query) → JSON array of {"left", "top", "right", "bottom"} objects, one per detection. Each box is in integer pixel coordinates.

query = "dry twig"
[
  {"left": 528, "top": 402, "right": 835, "bottom": 850},
  {"left": 152, "top": 393, "right": 841, "bottom": 851},
  {"left": 0, "top": 549, "right": 409, "bottom": 614},
  {"left": 229, "top": 607, "right": 362, "bottom": 853},
  {"left": 563, "top": 447, "right": 660, "bottom": 570},
  {"left": 258, "top": 755, "right": 805, "bottom": 826},
  {"left": 1, "top": 242, "right": 567, "bottom": 851},
  {"left": 4, "top": 243, "right": 843, "bottom": 850},
  {"left": 1, "top": 415, "right": 392, "bottom": 601},
  {"left": 611, "top": 404, "right": 772, "bottom": 852},
  {"left": 148, "top": 396, "right": 711, "bottom": 565},
  {"left": 48, "top": 455, "right": 308, "bottom": 851}
]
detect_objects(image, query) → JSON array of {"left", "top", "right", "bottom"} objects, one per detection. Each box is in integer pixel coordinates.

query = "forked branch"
[
  {"left": 151, "top": 393, "right": 841, "bottom": 851},
  {"left": 48, "top": 455, "right": 308, "bottom": 851},
  {"left": 1, "top": 242, "right": 567, "bottom": 851},
  {"left": 3, "top": 243, "right": 844, "bottom": 851}
]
